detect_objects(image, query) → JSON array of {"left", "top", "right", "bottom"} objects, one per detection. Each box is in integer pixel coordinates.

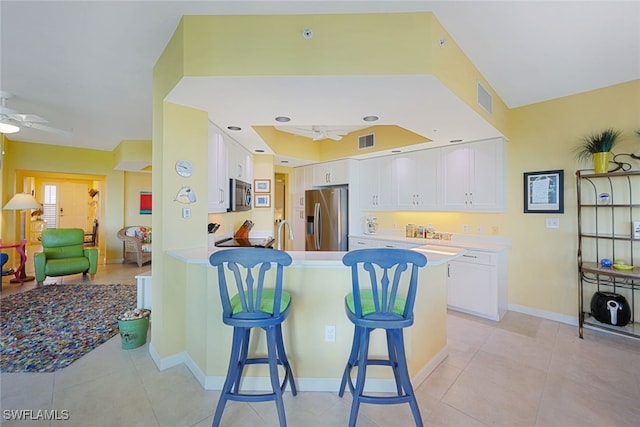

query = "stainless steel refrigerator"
[{"left": 305, "top": 187, "right": 348, "bottom": 251}]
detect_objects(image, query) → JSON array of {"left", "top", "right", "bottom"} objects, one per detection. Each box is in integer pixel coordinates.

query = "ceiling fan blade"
[
  {"left": 22, "top": 121, "right": 73, "bottom": 138},
  {"left": 9, "top": 113, "right": 48, "bottom": 123}
]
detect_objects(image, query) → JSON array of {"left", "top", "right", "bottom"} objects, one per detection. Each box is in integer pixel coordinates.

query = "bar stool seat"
[
  {"left": 338, "top": 248, "right": 427, "bottom": 427},
  {"left": 209, "top": 248, "right": 297, "bottom": 427}
]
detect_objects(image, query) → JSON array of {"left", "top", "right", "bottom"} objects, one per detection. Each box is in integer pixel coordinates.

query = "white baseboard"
[{"left": 508, "top": 303, "right": 577, "bottom": 326}]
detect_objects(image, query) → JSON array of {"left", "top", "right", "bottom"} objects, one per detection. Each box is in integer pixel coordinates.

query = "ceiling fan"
[
  {"left": 275, "top": 125, "right": 367, "bottom": 141},
  {"left": 0, "top": 91, "right": 73, "bottom": 137}
]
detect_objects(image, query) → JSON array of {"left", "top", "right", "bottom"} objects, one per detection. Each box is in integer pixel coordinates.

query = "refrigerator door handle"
[{"left": 314, "top": 202, "right": 321, "bottom": 250}]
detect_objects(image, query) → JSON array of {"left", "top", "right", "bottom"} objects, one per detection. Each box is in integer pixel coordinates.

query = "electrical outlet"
[
  {"left": 182, "top": 207, "right": 191, "bottom": 219},
  {"left": 324, "top": 325, "right": 335, "bottom": 342},
  {"left": 546, "top": 218, "right": 560, "bottom": 229},
  {"left": 476, "top": 226, "right": 483, "bottom": 234},
  {"left": 462, "top": 224, "right": 469, "bottom": 233}
]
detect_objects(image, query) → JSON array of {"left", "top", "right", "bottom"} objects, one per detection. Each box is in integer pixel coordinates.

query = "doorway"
[{"left": 274, "top": 173, "right": 290, "bottom": 250}]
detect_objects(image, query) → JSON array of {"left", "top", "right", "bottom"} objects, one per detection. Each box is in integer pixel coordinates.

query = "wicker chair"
[{"left": 117, "top": 226, "right": 152, "bottom": 267}]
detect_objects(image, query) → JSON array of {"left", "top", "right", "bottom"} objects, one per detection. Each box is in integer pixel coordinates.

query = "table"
[{"left": 0, "top": 239, "right": 29, "bottom": 285}]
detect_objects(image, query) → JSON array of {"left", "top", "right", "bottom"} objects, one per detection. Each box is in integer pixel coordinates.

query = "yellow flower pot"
[{"left": 593, "top": 152, "right": 610, "bottom": 174}]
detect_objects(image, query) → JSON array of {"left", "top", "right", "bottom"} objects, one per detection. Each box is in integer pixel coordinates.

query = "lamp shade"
[
  {"left": 3, "top": 193, "right": 41, "bottom": 210},
  {"left": 0, "top": 121, "right": 20, "bottom": 134}
]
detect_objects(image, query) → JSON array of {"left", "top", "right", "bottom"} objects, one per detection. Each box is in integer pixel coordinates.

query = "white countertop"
[
  {"left": 350, "top": 231, "right": 511, "bottom": 252},
  {"left": 168, "top": 243, "right": 464, "bottom": 267}
]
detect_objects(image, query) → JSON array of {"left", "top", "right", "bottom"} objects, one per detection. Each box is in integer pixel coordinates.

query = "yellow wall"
[
  {"left": 123, "top": 172, "right": 152, "bottom": 227},
  {"left": 372, "top": 80, "right": 640, "bottom": 318},
  {"left": 0, "top": 139, "right": 127, "bottom": 263}
]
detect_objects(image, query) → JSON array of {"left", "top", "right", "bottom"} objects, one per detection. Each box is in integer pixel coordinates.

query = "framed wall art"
[
  {"left": 254, "top": 194, "right": 271, "bottom": 208},
  {"left": 523, "top": 169, "right": 564, "bottom": 213},
  {"left": 254, "top": 179, "right": 271, "bottom": 193}
]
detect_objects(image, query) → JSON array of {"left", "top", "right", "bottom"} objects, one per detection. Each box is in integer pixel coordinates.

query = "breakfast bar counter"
[{"left": 162, "top": 245, "right": 465, "bottom": 391}]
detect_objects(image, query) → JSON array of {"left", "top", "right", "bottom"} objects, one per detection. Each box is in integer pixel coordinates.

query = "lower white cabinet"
[{"left": 447, "top": 250, "right": 507, "bottom": 321}]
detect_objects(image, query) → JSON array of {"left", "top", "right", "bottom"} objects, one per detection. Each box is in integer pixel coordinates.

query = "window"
[{"left": 42, "top": 184, "right": 57, "bottom": 228}]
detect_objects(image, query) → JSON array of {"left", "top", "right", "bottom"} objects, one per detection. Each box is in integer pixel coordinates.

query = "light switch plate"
[{"left": 545, "top": 218, "right": 560, "bottom": 228}]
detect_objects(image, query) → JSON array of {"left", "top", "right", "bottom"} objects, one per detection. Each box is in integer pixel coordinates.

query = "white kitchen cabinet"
[
  {"left": 312, "top": 159, "right": 350, "bottom": 186},
  {"left": 293, "top": 209, "right": 306, "bottom": 251},
  {"left": 394, "top": 149, "right": 439, "bottom": 210},
  {"left": 447, "top": 249, "right": 507, "bottom": 321},
  {"left": 359, "top": 156, "right": 393, "bottom": 210},
  {"left": 440, "top": 138, "right": 504, "bottom": 212},
  {"left": 207, "top": 123, "right": 229, "bottom": 213},
  {"left": 227, "top": 137, "right": 253, "bottom": 183}
]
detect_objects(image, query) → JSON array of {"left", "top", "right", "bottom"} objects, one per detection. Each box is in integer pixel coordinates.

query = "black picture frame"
[{"left": 523, "top": 169, "right": 564, "bottom": 213}]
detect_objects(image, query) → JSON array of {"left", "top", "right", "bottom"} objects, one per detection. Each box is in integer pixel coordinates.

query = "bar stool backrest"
[
  {"left": 209, "top": 248, "right": 293, "bottom": 325},
  {"left": 342, "top": 248, "right": 427, "bottom": 326}
]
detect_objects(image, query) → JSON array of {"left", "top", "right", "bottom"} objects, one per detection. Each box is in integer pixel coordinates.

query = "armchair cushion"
[{"left": 34, "top": 228, "right": 99, "bottom": 284}]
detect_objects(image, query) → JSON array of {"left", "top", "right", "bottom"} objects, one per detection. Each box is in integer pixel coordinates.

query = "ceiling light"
[
  {"left": 227, "top": 126, "right": 241, "bottom": 131},
  {"left": 362, "top": 115, "right": 379, "bottom": 122},
  {"left": 0, "top": 121, "right": 20, "bottom": 134},
  {"left": 275, "top": 116, "right": 291, "bottom": 123}
]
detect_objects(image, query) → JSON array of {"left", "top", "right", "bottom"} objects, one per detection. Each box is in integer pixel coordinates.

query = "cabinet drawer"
[{"left": 454, "top": 250, "right": 495, "bottom": 266}]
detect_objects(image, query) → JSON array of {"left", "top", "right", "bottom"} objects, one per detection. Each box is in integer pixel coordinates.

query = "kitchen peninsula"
[{"left": 159, "top": 244, "right": 465, "bottom": 392}]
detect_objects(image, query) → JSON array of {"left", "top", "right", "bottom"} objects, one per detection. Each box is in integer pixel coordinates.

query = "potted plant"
[{"left": 575, "top": 128, "right": 622, "bottom": 174}]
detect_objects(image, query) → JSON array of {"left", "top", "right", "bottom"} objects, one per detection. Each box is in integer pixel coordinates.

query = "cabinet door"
[
  {"left": 359, "top": 157, "right": 393, "bottom": 210},
  {"left": 312, "top": 159, "right": 349, "bottom": 186},
  {"left": 227, "top": 139, "right": 253, "bottom": 182},
  {"left": 394, "top": 150, "right": 439, "bottom": 210},
  {"left": 293, "top": 209, "right": 306, "bottom": 251},
  {"left": 469, "top": 138, "right": 504, "bottom": 211},
  {"left": 208, "top": 125, "right": 228, "bottom": 213},
  {"left": 440, "top": 138, "right": 504, "bottom": 212},
  {"left": 440, "top": 145, "right": 472, "bottom": 210},
  {"left": 447, "top": 260, "right": 497, "bottom": 319},
  {"left": 294, "top": 167, "right": 307, "bottom": 209}
]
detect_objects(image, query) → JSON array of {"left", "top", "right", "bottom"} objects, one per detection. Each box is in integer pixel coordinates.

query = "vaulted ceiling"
[{"left": 1, "top": 1, "right": 638, "bottom": 154}]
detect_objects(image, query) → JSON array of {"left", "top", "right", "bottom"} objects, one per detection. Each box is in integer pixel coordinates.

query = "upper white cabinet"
[
  {"left": 440, "top": 138, "right": 504, "bottom": 212},
  {"left": 207, "top": 123, "right": 229, "bottom": 213},
  {"left": 394, "top": 149, "right": 439, "bottom": 211},
  {"left": 312, "top": 159, "right": 350, "bottom": 186},
  {"left": 227, "top": 138, "right": 253, "bottom": 183},
  {"left": 359, "top": 156, "right": 393, "bottom": 210}
]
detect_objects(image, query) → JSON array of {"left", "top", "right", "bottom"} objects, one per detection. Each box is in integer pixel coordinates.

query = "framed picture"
[
  {"left": 523, "top": 170, "right": 564, "bottom": 213},
  {"left": 254, "top": 179, "right": 271, "bottom": 193},
  {"left": 254, "top": 194, "right": 271, "bottom": 208}
]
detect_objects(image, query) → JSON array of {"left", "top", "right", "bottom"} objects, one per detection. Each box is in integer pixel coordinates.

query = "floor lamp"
[{"left": 3, "top": 192, "right": 41, "bottom": 282}]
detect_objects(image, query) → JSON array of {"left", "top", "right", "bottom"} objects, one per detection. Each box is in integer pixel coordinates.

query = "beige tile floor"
[{"left": 1, "top": 253, "right": 640, "bottom": 426}]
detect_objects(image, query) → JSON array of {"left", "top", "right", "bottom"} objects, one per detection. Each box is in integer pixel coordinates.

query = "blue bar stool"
[
  {"left": 209, "top": 248, "right": 297, "bottom": 427},
  {"left": 338, "top": 248, "right": 427, "bottom": 427}
]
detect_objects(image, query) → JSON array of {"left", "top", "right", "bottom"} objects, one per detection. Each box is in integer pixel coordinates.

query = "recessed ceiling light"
[
  {"left": 449, "top": 139, "right": 463, "bottom": 143},
  {"left": 227, "top": 126, "right": 241, "bottom": 131},
  {"left": 363, "top": 115, "right": 379, "bottom": 122},
  {"left": 275, "top": 116, "right": 291, "bottom": 123}
]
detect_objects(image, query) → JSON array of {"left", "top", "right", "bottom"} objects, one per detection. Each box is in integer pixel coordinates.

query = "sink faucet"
[{"left": 276, "top": 220, "right": 294, "bottom": 250}]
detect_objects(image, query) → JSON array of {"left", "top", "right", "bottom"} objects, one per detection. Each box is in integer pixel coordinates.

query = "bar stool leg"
[
  {"left": 275, "top": 324, "right": 297, "bottom": 395},
  {"left": 390, "top": 329, "right": 423, "bottom": 427},
  {"left": 213, "top": 327, "right": 245, "bottom": 427},
  {"left": 266, "top": 326, "right": 287, "bottom": 427},
  {"left": 348, "top": 328, "right": 371, "bottom": 427},
  {"left": 339, "top": 325, "right": 362, "bottom": 397}
]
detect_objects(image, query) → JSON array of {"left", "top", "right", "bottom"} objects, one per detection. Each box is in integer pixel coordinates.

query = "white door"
[{"left": 58, "top": 182, "right": 89, "bottom": 230}]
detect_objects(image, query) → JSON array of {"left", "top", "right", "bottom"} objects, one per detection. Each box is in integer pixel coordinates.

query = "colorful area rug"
[{"left": 0, "top": 284, "right": 136, "bottom": 373}]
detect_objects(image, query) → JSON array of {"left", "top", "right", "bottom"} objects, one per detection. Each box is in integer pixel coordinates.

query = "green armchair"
[{"left": 34, "top": 228, "right": 99, "bottom": 285}]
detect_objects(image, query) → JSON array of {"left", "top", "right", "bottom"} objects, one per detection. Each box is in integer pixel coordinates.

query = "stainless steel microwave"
[{"left": 228, "top": 178, "right": 252, "bottom": 212}]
